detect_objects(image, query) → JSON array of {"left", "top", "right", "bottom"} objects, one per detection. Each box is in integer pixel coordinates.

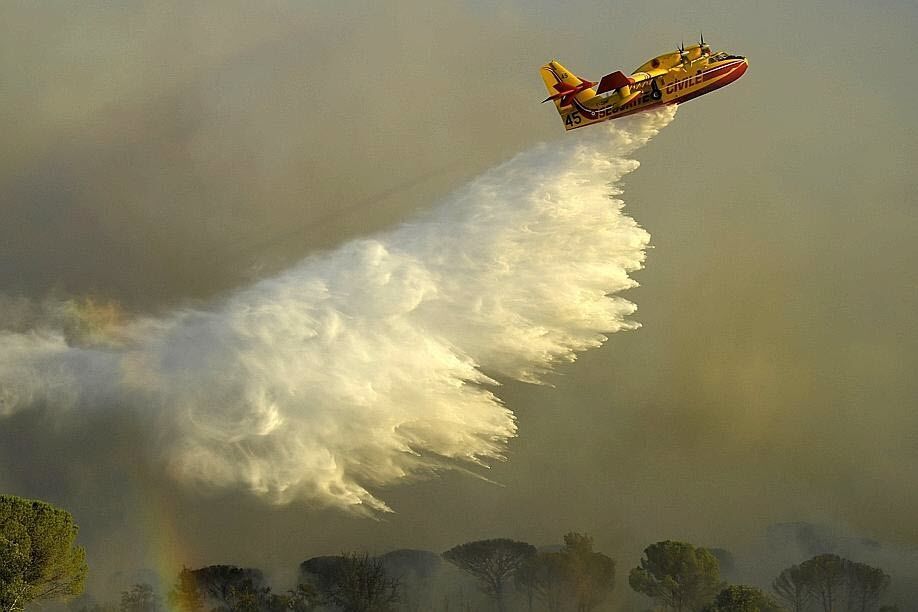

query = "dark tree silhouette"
[
  {"left": 515, "top": 552, "right": 571, "bottom": 612},
  {"left": 300, "top": 556, "right": 346, "bottom": 594},
  {"left": 0, "top": 495, "right": 87, "bottom": 612},
  {"left": 628, "top": 540, "right": 723, "bottom": 612},
  {"left": 300, "top": 553, "right": 399, "bottom": 611},
  {"left": 561, "top": 532, "right": 615, "bottom": 612},
  {"left": 513, "top": 554, "right": 539, "bottom": 612},
  {"left": 772, "top": 563, "right": 813, "bottom": 612},
  {"left": 378, "top": 549, "right": 441, "bottom": 612},
  {"left": 514, "top": 533, "right": 617, "bottom": 612},
  {"left": 800, "top": 554, "right": 847, "bottom": 612},
  {"left": 702, "top": 585, "right": 782, "bottom": 612},
  {"left": 225, "top": 579, "right": 279, "bottom": 612},
  {"left": 845, "top": 561, "right": 891, "bottom": 612},
  {"left": 443, "top": 538, "right": 536, "bottom": 612},
  {"left": 188, "top": 565, "right": 266, "bottom": 610},
  {"left": 377, "top": 549, "right": 441, "bottom": 580},
  {"left": 119, "top": 584, "right": 159, "bottom": 612},
  {"left": 327, "top": 552, "right": 400, "bottom": 612},
  {"left": 283, "top": 583, "right": 321, "bottom": 612}
]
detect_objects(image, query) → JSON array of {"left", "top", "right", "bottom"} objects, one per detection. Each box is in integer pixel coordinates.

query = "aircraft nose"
[{"left": 736, "top": 57, "right": 749, "bottom": 79}]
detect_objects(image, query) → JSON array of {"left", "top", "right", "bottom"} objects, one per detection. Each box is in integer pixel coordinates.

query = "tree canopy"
[
  {"left": 800, "top": 554, "right": 847, "bottom": 612},
  {"left": 299, "top": 552, "right": 399, "bottom": 612},
  {"left": 189, "top": 565, "right": 266, "bottom": 606},
  {"left": 628, "top": 540, "right": 723, "bottom": 612},
  {"left": 515, "top": 551, "right": 570, "bottom": 612},
  {"left": 846, "top": 560, "right": 891, "bottom": 612},
  {"left": 772, "top": 554, "right": 891, "bottom": 612},
  {"left": 119, "top": 584, "right": 159, "bottom": 612},
  {"left": 513, "top": 533, "right": 615, "bottom": 612},
  {"left": 0, "top": 495, "right": 87, "bottom": 612},
  {"left": 772, "top": 563, "right": 812, "bottom": 612},
  {"left": 443, "top": 538, "right": 536, "bottom": 612},
  {"left": 702, "top": 585, "right": 782, "bottom": 612},
  {"left": 560, "top": 532, "right": 615, "bottom": 612}
]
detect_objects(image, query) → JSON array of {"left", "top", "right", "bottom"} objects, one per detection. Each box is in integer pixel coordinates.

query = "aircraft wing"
[
  {"left": 596, "top": 71, "right": 633, "bottom": 95},
  {"left": 630, "top": 67, "right": 668, "bottom": 83},
  {"left": 595, "top": 68, "right": 666, "bottom": 94}
]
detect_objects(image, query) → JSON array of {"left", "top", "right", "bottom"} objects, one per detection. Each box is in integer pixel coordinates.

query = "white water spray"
[{"left": 0, "top": 108, "right": 676, "bottom": 511}]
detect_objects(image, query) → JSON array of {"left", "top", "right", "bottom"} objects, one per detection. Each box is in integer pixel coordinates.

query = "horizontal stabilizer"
[
  {"left": 596, "top": 70, "right": 634, "bottom": 95},
  {"left": 540, "top": 60, "right": 597, "bottom": 108}
]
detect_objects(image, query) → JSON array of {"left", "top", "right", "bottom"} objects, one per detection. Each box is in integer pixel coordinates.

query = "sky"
[{"left": 1, "top": 0, "right": 916, "bottom": 608}]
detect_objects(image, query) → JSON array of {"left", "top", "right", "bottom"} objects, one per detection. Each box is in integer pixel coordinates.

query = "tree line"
[
  {"left": 0, "top": 495, "right": 900, "bottom": 611},
  {"left": 771, "top": 555, "right": 892, "bottom": 612}
]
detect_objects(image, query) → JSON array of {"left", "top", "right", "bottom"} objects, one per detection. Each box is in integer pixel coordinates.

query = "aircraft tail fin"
[
  {"left": 539, "top": 60, "right": 597, "bottom": 130},
  {"left": 540, "top": 60, "right": 596, "bottom": 106}
]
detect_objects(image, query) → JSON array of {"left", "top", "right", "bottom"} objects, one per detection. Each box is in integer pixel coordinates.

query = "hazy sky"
[{"left": 1, "top": 0, "right": 916, "bottom": 607}]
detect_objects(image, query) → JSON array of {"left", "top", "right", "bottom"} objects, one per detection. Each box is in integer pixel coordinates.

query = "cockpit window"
[{"left": 709, "top": 52, "right": 744, "bottom": 63}]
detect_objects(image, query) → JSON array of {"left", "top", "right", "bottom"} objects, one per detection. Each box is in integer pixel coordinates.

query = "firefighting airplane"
[{"left": 540, "top": 36, "right": 748, "bottom": 130}]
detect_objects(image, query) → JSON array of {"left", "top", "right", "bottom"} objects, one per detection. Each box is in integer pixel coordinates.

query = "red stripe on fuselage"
[
  {"left": 669, "top": 59, "right": 747, "bottom": 105},
  {"left": 701, "top": 59, "right": 744, "bottom": 82}
]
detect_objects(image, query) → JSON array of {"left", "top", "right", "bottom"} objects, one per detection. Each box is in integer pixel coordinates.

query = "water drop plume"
[{"left": 0, "top": 107, "right": 676, "bottom": 511}]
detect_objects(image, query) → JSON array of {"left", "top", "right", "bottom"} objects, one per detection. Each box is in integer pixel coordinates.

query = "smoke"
[{"left": 0, "top": 108, "right": 674, "bottom": 512}]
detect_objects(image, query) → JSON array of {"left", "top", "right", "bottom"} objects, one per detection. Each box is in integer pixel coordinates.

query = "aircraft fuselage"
[{"left": 541, "top": 45, "right": 748, "bottom": 131}]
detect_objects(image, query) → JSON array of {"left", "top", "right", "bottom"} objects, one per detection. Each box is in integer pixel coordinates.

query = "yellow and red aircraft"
[{"left": 540, "top": 36, "right": 748, "bottom": 130}]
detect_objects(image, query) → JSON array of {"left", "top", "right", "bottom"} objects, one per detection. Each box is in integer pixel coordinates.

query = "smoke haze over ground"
[{"left": 1, "top": 0, "right": 917, "bottom": 607}]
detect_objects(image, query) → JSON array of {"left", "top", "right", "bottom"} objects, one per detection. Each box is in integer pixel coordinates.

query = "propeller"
[
  {"left": 678, "top": 41, "right": 690, "bottom": 65},
  {"left": 700, "top": 32, "right": 712, "bottom": 55}
]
